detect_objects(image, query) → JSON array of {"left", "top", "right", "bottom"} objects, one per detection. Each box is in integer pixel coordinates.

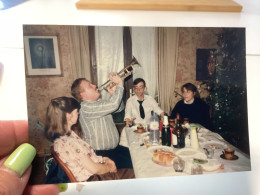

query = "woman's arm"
[{"left": 82, "top": 156, "right": 116, "bottom": 175}]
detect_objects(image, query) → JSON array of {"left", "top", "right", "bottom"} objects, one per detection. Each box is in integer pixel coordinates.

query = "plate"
[
  {"left": 220, "top": 154, "right": 239, "bottom": 160},
  {"left": 152, "top": 159, "right": 173, "bottom": 167},
  {"left": 201, "top": 159, "right": 222, "bottom": 172},
  {"left": 202, "top": 141, "right": 226, "bottom": 150},
  {"left": 175, "top": 148, "right": 207, "bottom": 160},
  {"left": 148, "top": 145, "right": 173, "bottom": 153},
  {"left": 134, "top": 129, "right": 146, "bottom": 134},
  {"left": 198, "top": 137, "right": 206, "bottom": 143}
]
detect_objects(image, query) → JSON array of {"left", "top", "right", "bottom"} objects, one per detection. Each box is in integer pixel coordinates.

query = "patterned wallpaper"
[{"left": 24, "top": 25, "right": 221, "bottom": 155}]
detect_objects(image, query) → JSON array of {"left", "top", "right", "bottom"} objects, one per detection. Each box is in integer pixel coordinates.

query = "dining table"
[{"left": 123, "top": 124, "right": 251, "bottom": 178}]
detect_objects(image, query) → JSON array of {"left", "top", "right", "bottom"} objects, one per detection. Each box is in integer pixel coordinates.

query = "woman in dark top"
[{"left": 170, "top": 83, "right": 212, "bottom": 129}]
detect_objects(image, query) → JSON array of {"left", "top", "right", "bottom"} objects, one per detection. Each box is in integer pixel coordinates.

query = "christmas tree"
[{"left": 202, "top": 28, "right": 249, "bottom": 154}]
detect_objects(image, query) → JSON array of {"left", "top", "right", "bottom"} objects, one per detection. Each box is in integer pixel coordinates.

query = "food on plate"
[
  {"left": 153, "top": 149, "right": 176, "bottom": 166},
  {"left": 208, "top": 144, "right": 221, "bottom": 149},
  {"left": 193, "top": 158, "right": 208, "bottom": 164}
]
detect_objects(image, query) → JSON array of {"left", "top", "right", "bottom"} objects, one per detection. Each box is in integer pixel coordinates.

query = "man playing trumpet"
[{"left": 71, "top": 73, "right": 133, "bottom": 169}]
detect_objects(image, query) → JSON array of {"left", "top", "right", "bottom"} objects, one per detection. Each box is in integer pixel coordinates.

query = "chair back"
[{"left": 50, "top": 146, "right": 77, "bottom": 183}]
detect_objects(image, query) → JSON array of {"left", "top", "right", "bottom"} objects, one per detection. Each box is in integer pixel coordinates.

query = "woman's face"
[
  {"left": 68, "top": 109, "right": 79, "bottom": 125},
  {"left": 182, "top": 87, "right": 195, "bottom": 104}
]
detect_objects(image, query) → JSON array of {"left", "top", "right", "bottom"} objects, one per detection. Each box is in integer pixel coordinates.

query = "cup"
[
  {"left": 191, "top": 164, "right": 203, "bottom": 175},
  {"left": 223, "top": 148, "right": 235, "bottom": 160},
  {"left": 137, "top": 124, "right": 144, "bottom": 133},
  {"left": 204, "top": 148, "right": 214, "bottom": 159},
  {"left": 173, "top": 157, "right": 185, "bottom": 172},
  {"left": 183, "top": 118, "right": 189, "bottom": 125}
]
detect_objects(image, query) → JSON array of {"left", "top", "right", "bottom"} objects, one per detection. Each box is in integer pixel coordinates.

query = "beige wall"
[{"left": 24, "top": 25, "right": 221, "bottom": 155}]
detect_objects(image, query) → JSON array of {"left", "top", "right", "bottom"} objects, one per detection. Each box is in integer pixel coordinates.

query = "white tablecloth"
[{"left": 124, "top": 124, "right": 251, "bottom": 178}]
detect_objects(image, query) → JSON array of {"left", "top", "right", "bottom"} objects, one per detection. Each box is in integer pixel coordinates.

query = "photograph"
[{"left": 23, "top": 25, "right": 250, "bottom": 185}]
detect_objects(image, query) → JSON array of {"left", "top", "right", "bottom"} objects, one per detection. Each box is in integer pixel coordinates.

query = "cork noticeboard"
[{"left": 76, "top": 0, "right": 242, "bottom": 12}]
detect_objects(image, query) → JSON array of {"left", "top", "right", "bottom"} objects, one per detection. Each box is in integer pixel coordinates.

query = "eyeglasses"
[{"left": 134, "top": 86, "right": 145, "bottom": 90}]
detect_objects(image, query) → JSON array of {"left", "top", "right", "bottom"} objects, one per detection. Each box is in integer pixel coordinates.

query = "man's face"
[
  {"left": 80, "top": 80, "right": 100, "bottom": 101},
  {"left": 133, "top": 82, "right": 146, "bottom": 98}
]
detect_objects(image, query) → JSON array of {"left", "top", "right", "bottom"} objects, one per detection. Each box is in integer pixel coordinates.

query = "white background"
[{"left": 0, "top": 0, "right": 259, "bottom": 194}]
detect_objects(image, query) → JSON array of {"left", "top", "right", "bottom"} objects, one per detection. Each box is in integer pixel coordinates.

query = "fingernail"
[
  {"left": 58, "top": 183, "right": 68, "bottom": 192},
  {"left": 4, "top": 143, "right": 36, "bottom": 177}
]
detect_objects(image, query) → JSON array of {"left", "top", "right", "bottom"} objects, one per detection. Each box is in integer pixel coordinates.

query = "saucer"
[{"left": 220, "top": 154, "right": 239, "bottom": 160}]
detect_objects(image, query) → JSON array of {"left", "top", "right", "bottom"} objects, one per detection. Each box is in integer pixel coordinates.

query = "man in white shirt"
[{"left": 120, "top": 78, "right": 164, "bottom": 147}]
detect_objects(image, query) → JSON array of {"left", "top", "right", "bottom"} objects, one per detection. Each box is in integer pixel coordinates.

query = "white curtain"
[
  {"left": 131, "top": 27, "right": 157, "bottom": 99},
  {"left": 95, "top": 26, "right": 124, "bottom": 99},
  {"left": 158, "top": 27, "right": 179, "bottom": 115},
  {"left": 68, "top": 26, "right": 92, "bottom": 81}
]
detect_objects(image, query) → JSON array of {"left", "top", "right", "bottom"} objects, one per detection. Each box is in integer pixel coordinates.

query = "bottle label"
[
  {"left": 150, "top": 121, "right": 159, "bottom": 130},
  {"left": 172, "top": 133, "right": 177, "bottom": 145}
]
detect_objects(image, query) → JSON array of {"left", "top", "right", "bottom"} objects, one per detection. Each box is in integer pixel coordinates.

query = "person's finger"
[
  {"left": 0, "top": 121, "right": 60, "bottom": 194},
  {"left": 23, "top": 184, "right": 60, "bottom": 195},
  {"left": 0, "top": 143, "right": 36, "bottom": 195},
  {"left": 0, "top": 120, "right": 28, "bottom": 157},
  {"left": 0, "top": 164, "right": 32, "bottom": 195}
]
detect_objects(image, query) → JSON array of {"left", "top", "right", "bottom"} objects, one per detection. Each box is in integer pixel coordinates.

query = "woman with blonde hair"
[{"left": 45, "top": 97, "right": 135, "bottom": 182}]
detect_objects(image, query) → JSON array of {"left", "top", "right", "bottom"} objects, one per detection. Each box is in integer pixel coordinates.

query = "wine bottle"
[
  {"left": 169, "top": 118, "right": 176, "bottom": 146},
  {"left": 162, "top": 115, "right": 171, "bottom": 146},
  {"left": 173, "top": 114, "right": 185, "bottom": 148}
]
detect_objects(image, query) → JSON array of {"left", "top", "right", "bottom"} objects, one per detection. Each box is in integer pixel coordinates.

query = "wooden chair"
[{"left": 50, "top": 146, "right": 77, "bottom": 183}]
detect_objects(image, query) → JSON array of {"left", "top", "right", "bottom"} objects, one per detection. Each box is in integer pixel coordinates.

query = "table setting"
[{"left": 124, "top": 123, "right": 251, "bottom": 178}]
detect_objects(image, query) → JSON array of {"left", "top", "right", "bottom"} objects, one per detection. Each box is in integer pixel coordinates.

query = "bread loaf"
[{"left": 152, "top": 149, "right": 176, "bottom": 166}]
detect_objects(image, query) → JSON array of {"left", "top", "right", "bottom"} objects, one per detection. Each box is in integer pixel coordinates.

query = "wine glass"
[
  {"left": 191, "top": 164, "right": 203, "bottom": 175},
  {"left": 173, "top": 157, "right": 185, "bottom": 172}
]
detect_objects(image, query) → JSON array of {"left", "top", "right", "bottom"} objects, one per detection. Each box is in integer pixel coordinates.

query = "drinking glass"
[
  {"left": 206, "top": 148, "right": 214, "bottom": 159},
  {"left": 142, "top": 135, "right": 150, "bottom": 148},
  {"left": 173, "top": 157, "right": 185, "bottom": 172},
  {"left": 191, "top": 164, "right": 203, "bottom": 175}
]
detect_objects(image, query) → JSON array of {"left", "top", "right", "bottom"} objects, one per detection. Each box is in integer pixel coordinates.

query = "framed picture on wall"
[
  {"left": 24, "top": 35, "right": 62, "bottom": 76},
  {"left": 196, "top": 48, "right": 216, "bottom": 81}
]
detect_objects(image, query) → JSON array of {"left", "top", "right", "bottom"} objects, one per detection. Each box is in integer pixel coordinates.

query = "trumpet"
[{"left": 98, "top": 56, "right": 140, "bottom": 91}]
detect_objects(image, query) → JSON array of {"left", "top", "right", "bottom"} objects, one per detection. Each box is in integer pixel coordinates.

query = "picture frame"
[
  {"left": 24, "top": 35, "right": 62, "bottom": 76},
  {"left": 196, "top": 48, "right": 216, "bottom": 81}
]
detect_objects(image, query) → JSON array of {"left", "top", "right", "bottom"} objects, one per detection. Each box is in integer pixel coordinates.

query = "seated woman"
[
  {"left": 170, "top": 83, "right": 212, "bottom": 129},
  {"left": 45, "top": 97, "right": 135, "bottom": 182}
]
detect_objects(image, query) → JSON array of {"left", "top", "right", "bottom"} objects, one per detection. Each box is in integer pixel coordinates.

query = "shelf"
[{"left": 76, "top": 0, "right": 242, "bottom": 12}]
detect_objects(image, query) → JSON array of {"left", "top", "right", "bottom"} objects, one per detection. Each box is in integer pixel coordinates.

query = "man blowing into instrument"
[{"left": 71, "top": 73, "right": 132, "bottom": 169}]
